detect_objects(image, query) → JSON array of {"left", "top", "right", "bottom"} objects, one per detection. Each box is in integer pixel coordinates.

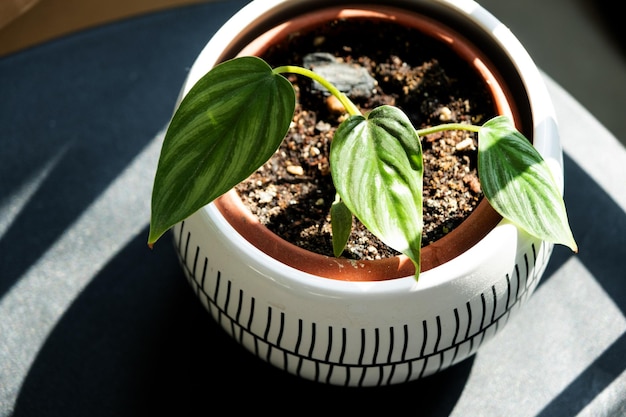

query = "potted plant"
[{"left": 148, "top": 0, "right": 577, "bottom": 386}]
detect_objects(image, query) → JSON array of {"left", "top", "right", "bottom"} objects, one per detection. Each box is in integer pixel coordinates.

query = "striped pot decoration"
[{"left": 173, "top": 215, "right": 553, "bottom": 386}]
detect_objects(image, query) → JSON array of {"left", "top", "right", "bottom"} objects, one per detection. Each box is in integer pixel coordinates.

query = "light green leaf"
[
  {"left": 478, "top": 115, "right": 577, "bottom": 251},
  {"left": 330, "top": 105, "right": 424, "bottom": 276},
  {"left": 331, "top": 198, "right": 353, "bottom": 258},
  {"left": 148, "top": 56, "right": 295, "bottom": 245}
]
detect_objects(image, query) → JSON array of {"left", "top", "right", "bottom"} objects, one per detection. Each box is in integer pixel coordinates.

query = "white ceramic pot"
[{"left": 171, "top": 0, "right": 561, "bottom": 387}]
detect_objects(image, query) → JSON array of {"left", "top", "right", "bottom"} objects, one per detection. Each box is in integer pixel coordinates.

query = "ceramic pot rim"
[{"left": 180, "top": 0, "right": 561, "bottom": 284}]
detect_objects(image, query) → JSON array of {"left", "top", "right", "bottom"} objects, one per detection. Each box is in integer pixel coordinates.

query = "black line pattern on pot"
[{"left": 173, "top": 221, "right": 549, "bottom": 386}]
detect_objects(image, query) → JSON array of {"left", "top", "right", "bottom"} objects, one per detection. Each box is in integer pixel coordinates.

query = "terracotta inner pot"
[{"left": 214, "top": 5, "right": 520, "bottom": 281}]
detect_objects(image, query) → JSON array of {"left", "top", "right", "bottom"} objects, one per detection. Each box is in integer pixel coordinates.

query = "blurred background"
[{"left": 1, "top": 0, "right": 624, "bottom": 147}]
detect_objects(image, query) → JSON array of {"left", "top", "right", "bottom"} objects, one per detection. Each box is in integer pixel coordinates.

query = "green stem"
[
  {"left": 416, "top": 123, "right": 481, "bottom": 136},
  {"left": 273, "top": 65, "right": 361, "bottom": 116},
  {"left": 274, "top": 65, "right": 483, "bottom": 138}
]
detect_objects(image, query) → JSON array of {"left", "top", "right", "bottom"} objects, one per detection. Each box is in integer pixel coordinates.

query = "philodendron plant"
[{"left": 148, "top": 56, "right": 578, "bottom": 280}]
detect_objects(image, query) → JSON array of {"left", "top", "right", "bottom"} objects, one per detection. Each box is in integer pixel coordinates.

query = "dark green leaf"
[
  {"left": 330, "top": 105, "right": 424, "bottom": 277},
  {"left": 478, "top": 116, "right": 577, "bottom": 251},
  {"left": 148, "top": 56, "right": 295, "bottom": 245},
  {"left": 331, "top": 198, "right": 353, "bottom": 258}
]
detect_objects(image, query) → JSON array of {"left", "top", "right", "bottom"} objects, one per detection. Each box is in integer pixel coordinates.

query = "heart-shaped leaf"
[
  {"left": 478, "top": 116, "right": 577, "bottom": 251},
  {"left": 330, "top": 105, "right": 423, "bottom": 276},
  {"left": 149, "top": 56, "right": 295, "bottom": 245}
]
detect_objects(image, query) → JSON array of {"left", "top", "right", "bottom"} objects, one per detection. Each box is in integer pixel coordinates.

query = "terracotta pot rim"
[{"left": 210, "top": 4, "right": 522, "bottom": 282}]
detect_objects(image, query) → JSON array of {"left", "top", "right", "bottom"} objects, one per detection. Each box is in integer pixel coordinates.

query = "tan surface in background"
[
  {"left": 0, "top": 0, "right": 207, "bottom": 56},
  {"left": 0, "top": 0, "right": 39, "bottom": 29}
]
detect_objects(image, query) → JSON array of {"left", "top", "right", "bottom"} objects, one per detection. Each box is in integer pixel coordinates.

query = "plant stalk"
[
  {"left": 273, "top": 66, "right": 486, "bottom": 138},
  {"left": 416, "top": 123, "right": 481, "bottom": 137},
  {"left": 273, "top": 65, "right": 361, "bottom": 116}
]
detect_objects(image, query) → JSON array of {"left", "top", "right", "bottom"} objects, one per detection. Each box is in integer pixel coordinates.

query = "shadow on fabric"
[{"left": 537, "top": 152, "right": 626, "bottom": 416}]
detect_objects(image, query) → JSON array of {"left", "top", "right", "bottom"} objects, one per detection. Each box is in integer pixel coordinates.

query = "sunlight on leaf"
[
  {"left": 478, "top": 116, "right": 578, "bottom": 252},
  {"left": 148, "top": 56, "right": 295, "bottom": 245},
  {"left": 330, "top": 105, "right": 424, "bottom": 277}
]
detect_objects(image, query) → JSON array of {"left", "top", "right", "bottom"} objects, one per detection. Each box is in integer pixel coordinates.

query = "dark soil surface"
[{"left": 235, "top": 17, "right": 498, "bottom": 260}]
